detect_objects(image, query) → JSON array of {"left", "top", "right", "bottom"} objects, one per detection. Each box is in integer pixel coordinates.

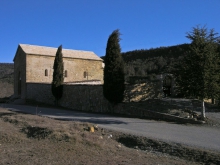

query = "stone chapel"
[{"left": 13, "top": 44, "right": 104, "bottom": 99}]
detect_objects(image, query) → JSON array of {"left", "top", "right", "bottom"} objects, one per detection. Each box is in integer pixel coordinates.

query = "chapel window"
[
  {"left": 84, "top": 71, "right": 88, "bottom": 78},
  {"left": 45, "top": 69, "right": 48, "bottom": 76},
  {"left": 65, "top": 70, "right": 68, "bottom": 77}
]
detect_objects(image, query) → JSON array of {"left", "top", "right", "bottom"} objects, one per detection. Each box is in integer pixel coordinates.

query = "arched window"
[
  {"left": 65, "top": 70, "right": 68, "bottom": 77},
  {"left": 45, "top": 69, "right": 48, "bottom": 76},
  {"left": 84, "top": 71, "right": 87, "bottom": 78}
]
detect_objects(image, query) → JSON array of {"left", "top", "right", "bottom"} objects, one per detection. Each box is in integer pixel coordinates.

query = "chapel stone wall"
[
  {"left": 26, "top": 55, "right": 103, "bottom": 84},
  {"left": 26, "top": 55, "right": 54, "bottom": 83},
  {"left": 63, "top": 58, "right": 103, "bottom": 83},
  {"left": 14, "top": 49, "right": 26, "bottom": 99}
]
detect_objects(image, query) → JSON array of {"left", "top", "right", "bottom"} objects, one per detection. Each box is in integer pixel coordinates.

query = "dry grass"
[{"left": 0, "top": 107, "right": 219, "bottom": 165}]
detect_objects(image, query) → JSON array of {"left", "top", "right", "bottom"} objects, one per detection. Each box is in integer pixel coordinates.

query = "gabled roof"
[{"left": 14, "top": 44, "right": 102, "bottom": 61}]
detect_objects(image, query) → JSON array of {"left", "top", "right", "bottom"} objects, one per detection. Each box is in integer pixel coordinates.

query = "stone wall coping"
[{"left": 26, "top": 82, "right": 103, "bottom": 86}]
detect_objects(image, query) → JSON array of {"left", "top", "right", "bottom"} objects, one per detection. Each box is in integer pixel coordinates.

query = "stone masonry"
[
  {"left": 25, "top": 83, "right": 201, "bottom": 124},
  {"left": 26, "top": 83, "right": 110, "bottom": 113},
  {"left": 26, "top": 82, "right": 163, "bottom": 113},
  {"left": 13, "top": 44, "right": 104, "bottom": 99}
]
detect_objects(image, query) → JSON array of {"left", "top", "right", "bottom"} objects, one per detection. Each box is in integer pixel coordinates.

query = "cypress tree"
[
  {"left": 103, "top": 29, "right": 125, "bottom": 104},
  {"left": 51, "top": 45, "right": 64, "bottom": 103}
]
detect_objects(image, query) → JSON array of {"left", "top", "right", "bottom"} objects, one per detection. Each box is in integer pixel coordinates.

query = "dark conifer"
[
  {"left": 173, "top": 26, "right": 220, "bottom": 119},
  {"left": 51, "top": 45, "right": 64, "bottom": 102},
  {"left": 103, "top": 29, "right": 125, "bottom": 104}
]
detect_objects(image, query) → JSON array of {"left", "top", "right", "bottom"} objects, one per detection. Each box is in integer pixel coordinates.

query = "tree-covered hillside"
[
  {"left": 121, "top": 44, "right": 190, "bottom": 78},
  {"left": 0, "top": 63, "right": 14, "bottom": 84},
  {"left": 0, "top": 63, "right": 14, "bottom": 98},
  {"left": 122, "top": 44, "right": 190, "bottom": 61}
]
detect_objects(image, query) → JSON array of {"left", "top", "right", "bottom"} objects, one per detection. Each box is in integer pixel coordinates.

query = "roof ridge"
[
  {"left": 18, "top": 44, "right": 102, "bottom": 61},
  {"left": 19, "top": 44, "right": 94, "bottom": 53}
]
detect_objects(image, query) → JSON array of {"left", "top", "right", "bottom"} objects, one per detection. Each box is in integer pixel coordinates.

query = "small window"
[
  {"left": 65, "top": 70, "right": 68, "bottom": 77},
  {"left": 84, "top": 71, "right": 87, "bottom": 78},
  {"left": 45, "top": 69, "right": 48, "bottom": 76}
]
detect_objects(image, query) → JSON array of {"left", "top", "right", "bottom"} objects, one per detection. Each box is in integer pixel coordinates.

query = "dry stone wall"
[
  {"left": 26, "top": 83, "right": 110, "bottom": 113},
  {"left": 26, "top": 83, "right": 202, "bottom": 124},
  {"left": 60, "top": 85, "right": 109, "bottom": 112},
  {"left": 26, "top": 82, "right": 163, "bottom": 107},
  {"left": 26, "top": 81, "right": 163, "bottom": 113},
  {"left": 26, "top": 83, "right": 54, "bottom": 105}
]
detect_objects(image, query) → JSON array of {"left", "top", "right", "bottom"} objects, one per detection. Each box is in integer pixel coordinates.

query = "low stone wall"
[
  {"left": 26, "top": 82, "right": 163, "bottom": 109},
  {"left": 26, "top": 83, "right": 201, "bottom": 124},
  {"left": 26, "top": 83, "right": 110, "bottom": 113},
  {"left": 60, "top": 84, "right": 109, "bottom": 113},
  {"left": 26, "top": 83, "right": 54, "bottom": 105}
]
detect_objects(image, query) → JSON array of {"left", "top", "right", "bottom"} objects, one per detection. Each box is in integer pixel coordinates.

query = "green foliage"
[
  {"left": 103, "top": 29, "right": 125, "bottom": 104},
  {"left": 102, "top": 43, "right": 196, "bottom": 85},
  {"left": 101, "top": 44, "right": 190, "bottom": 82},
  {"left": 173, "top": 26, "right": 220, "bottom": 100},
  {"left": 128, "top": 74, "right": 157, "bottom": 84},
  {"left": 122, "top": 44, "right": 190, "bottom": 62},
  {"left": 0, "top": 63, "right": 14, "bottom": 84},
  {"left": 51, "top": 45, "right": 64, "bottom": 101},
  {"left": 122, "top": 44, "right": 190, "bottom": 80}
]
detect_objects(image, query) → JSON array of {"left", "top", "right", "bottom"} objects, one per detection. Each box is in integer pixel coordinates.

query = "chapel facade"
[{"left": 13, "top": 44, "right": 104, "bottom": 99}]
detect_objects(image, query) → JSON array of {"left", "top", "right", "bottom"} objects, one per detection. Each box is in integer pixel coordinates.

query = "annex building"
[{"left": 13, "top": 44, "right": 104, "bottom": 99}]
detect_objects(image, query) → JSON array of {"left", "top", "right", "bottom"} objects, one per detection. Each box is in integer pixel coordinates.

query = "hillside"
[
  {"left": 122, "top": 44, "right": 190, "bottom": 80},
  {"left": 122, "top": 44, "right": 189, "bottom": 62},
  {"left": 0, "top": 63, "right": 14, "bottom": 98},
  {"left": 101, "top": 44, "right": 190, "bottom": 82}
]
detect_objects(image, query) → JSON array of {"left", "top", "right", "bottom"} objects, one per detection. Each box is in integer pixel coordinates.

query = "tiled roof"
[{"left": 19, "top": 44, "right": 102, "bottom": 61}]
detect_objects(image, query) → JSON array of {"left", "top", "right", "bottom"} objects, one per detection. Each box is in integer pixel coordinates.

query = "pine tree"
[
  {"left": 174, "top": 26, "right": 220, "bottom": 119},
  {"left": 103, "top": 29, "right": 125, "bottom": 104},
  {"left": 51, "top": 45, "right": 64, "bottom": 103}
]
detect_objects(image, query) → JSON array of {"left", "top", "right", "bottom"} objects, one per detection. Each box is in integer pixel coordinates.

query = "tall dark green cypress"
[
  {"left": 103, "top": 29, "right": 125, "bottom": 104},
  {"left": 51, "top": 45, "right": 64, "bottom": 102}
]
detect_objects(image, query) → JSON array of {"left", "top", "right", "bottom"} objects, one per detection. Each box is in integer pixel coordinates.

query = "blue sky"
[{"left": 0, "top": 0, "right": 220, "bottom": 63}]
